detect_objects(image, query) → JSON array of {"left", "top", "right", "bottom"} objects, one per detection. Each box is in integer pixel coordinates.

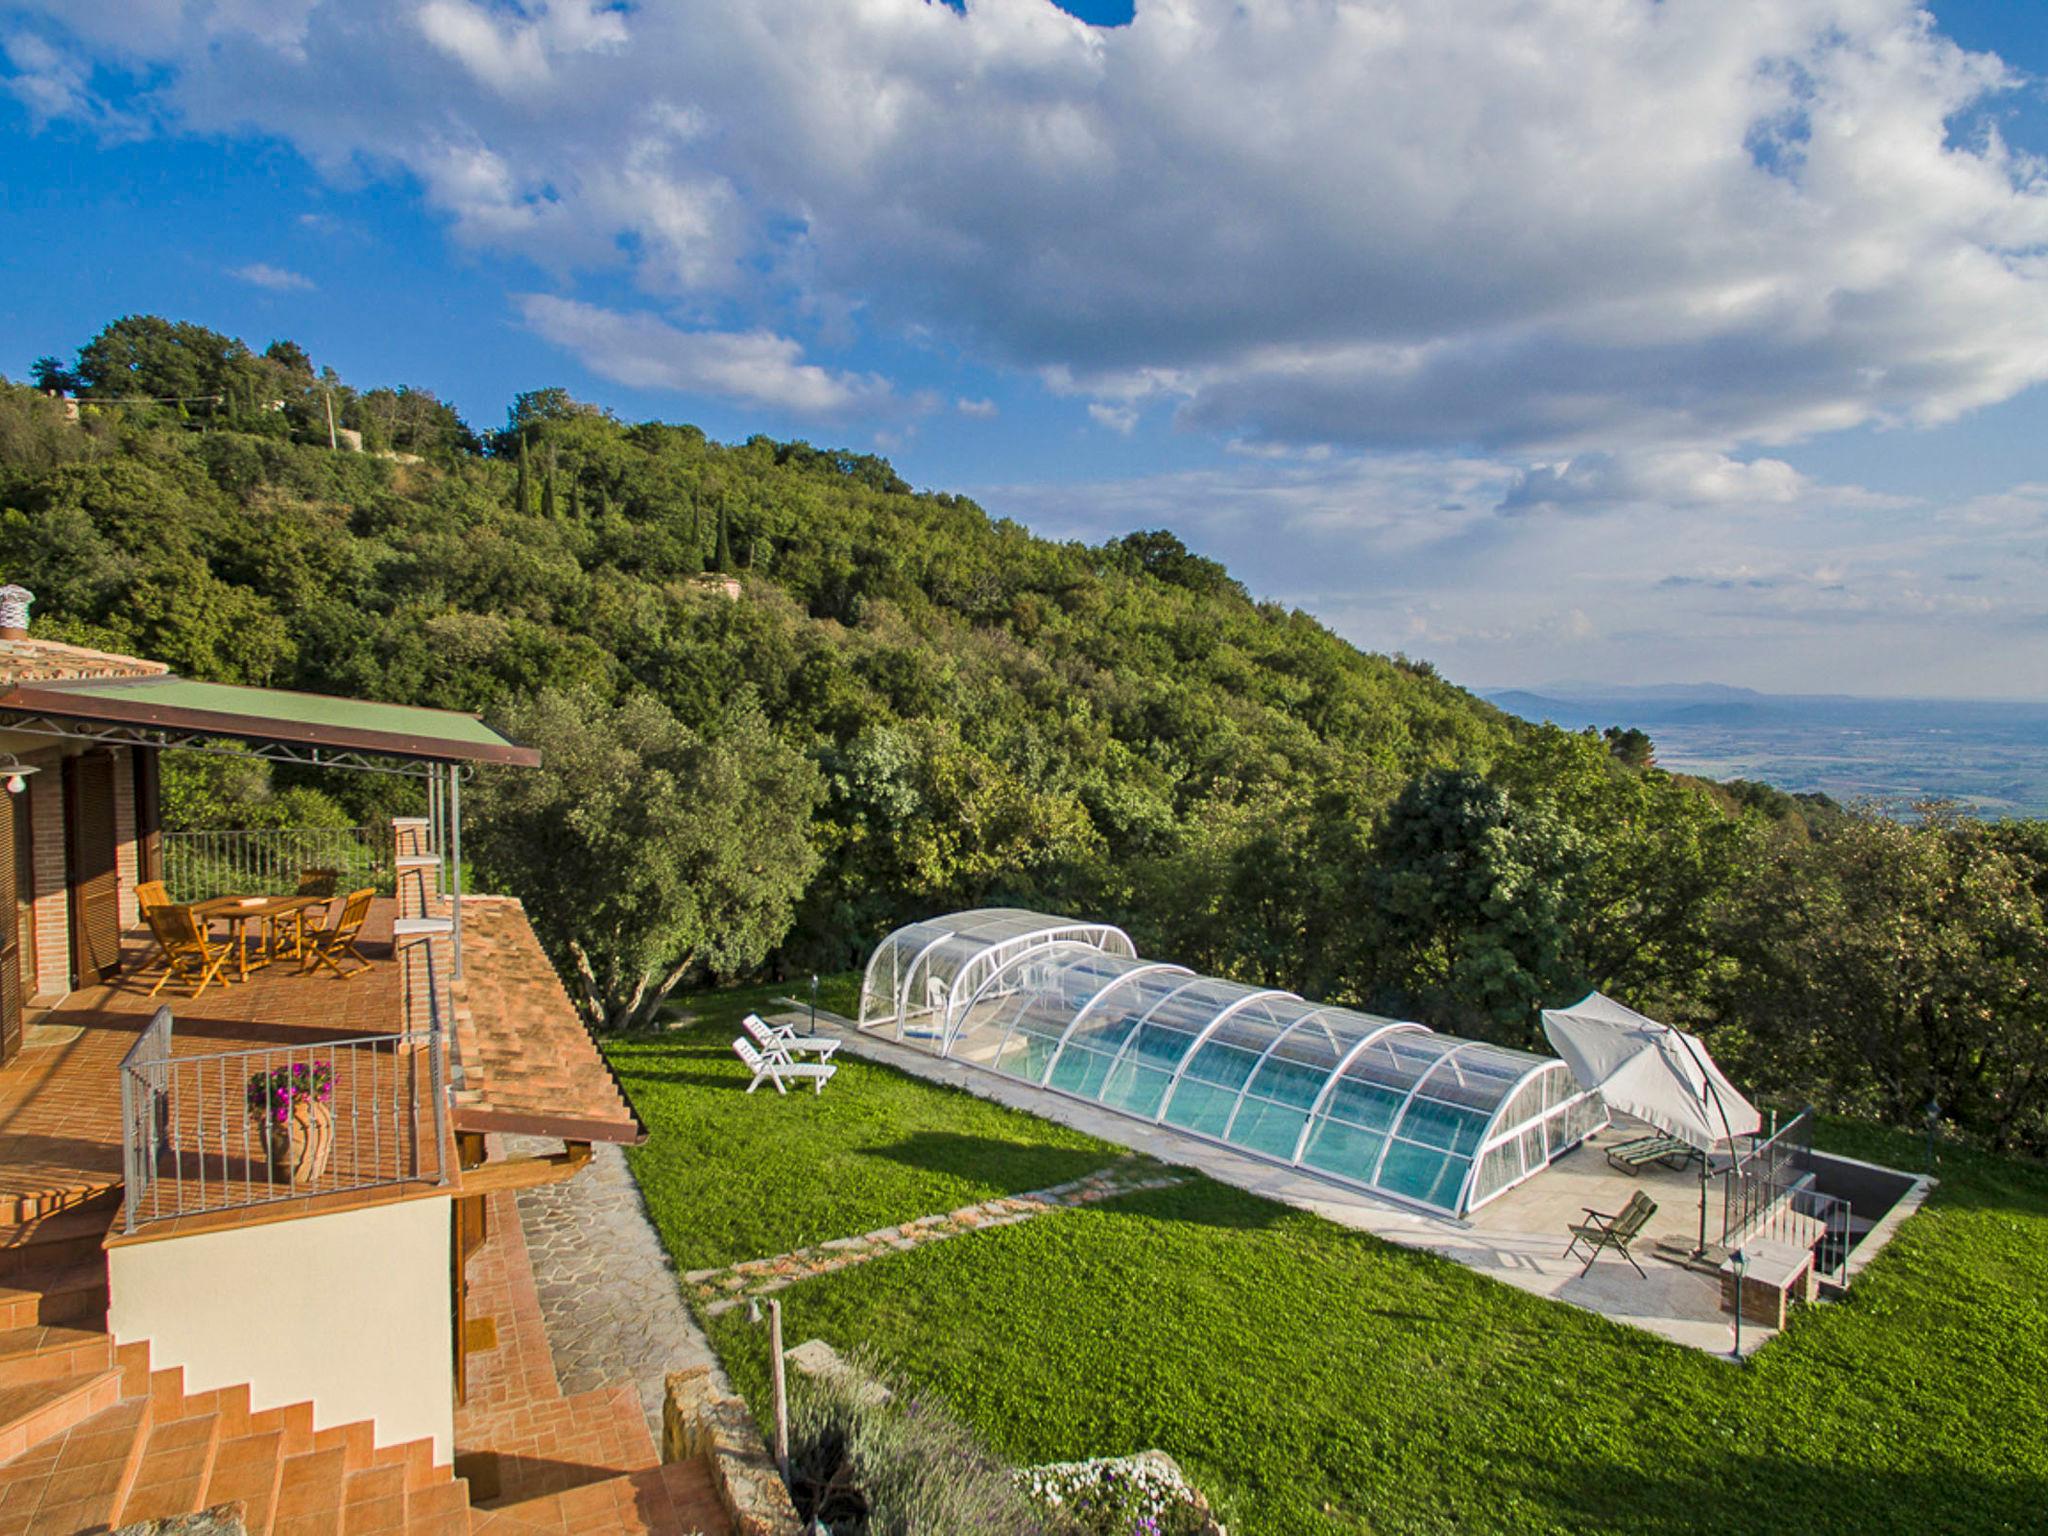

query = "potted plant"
[{"left": 246, "top": 1062, "right": 335, "bottom": 1186}]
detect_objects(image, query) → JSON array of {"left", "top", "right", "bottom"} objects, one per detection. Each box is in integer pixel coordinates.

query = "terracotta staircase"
[{"left": 0, "top": 1195, "right": 476, "bottom": 1536}]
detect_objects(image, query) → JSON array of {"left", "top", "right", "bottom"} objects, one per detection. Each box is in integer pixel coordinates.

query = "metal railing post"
[
  {"left": 120, "top": 1059, "right": 136, "bottom": 1235},
  {"left": 449, "top": 765, "right": 464, "bottom": 982}
]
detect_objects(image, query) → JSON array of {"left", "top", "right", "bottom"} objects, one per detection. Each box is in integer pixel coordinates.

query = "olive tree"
[{"left": 469, "top": 687, "right": 823, "bottom": 1031}]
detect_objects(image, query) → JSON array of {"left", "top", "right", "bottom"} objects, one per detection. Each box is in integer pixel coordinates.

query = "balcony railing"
[
  {"left": 161, "top": 825, "right": 398, "bottom": 903},
  {"left": 1722, "top": 1107, "right": 1854, "bottom": 1282},
  {"left": 118, "top": 1008, "right": 448, "bottom": 1234}
]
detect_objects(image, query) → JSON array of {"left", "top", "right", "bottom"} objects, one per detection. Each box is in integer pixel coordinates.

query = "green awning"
[{"left": 0, "top": 674, "right": 539, "bottom": 767}]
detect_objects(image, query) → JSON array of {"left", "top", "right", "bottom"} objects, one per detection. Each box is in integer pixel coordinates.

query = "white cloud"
[
  {"left": 3, "top": 28, "right": 141, "bottom": 135},
  {"left": 956, "top": 396, "right": 997, "bottom": 419},
  {"left": 231, "top": 261, "right": 314, "bottom": 291},
  {"left": 1501, "top": 450, "right": 1811, "bottom": 514},
  {"left": 26, "top": 0, "right": 2048, "bottom": 461},
  {"left": 415, "top": 0, "right": 626, "bottom": 96},
  {"left": 1087, "top": 401, "right": 1138, "bottom": 435},
  {"left": 516, "top": 293, "right": 897, "bottom": 419}
]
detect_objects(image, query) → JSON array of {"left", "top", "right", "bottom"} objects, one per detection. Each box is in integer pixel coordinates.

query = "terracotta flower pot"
[{"left": 263, "top": 1099, "right": 334, "bottom": 1187}]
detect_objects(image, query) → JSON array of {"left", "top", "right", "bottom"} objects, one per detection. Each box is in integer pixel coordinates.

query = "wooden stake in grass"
[{"left": 770, "top": 1297, "right": 790, "bottom": 1483}]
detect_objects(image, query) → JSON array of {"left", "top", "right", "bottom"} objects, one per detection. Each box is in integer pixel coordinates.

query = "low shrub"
[
  {"left": 787, "top": 1353, "right": 1050, "bottom": 1535},
  {"left": 1015, "top": 1455, "right": 1219, "bottom": 1536}
]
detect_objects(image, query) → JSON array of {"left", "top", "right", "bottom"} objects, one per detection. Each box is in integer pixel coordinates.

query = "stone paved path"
[
  {"left": 684, "top": 1154, "right": 1188, "bottom": 1316},
  {"left": 509, "top": 1135, "right": 725, "bottom": 1442}
]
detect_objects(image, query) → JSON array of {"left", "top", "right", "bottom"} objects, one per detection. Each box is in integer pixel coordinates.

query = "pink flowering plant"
[{"left": 246, "top": 1062, "right": 335, "bottom": 1124}]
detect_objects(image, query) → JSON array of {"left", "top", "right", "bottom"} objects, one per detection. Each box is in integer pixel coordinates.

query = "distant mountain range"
[{"left": 1483, "top": 684, "right": 2048, "bottom": 818}]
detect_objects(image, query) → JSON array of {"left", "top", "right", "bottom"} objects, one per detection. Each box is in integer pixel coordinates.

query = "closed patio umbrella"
[{"left": 1541, "top": 991, "right": 1762, "bottom": 1256}]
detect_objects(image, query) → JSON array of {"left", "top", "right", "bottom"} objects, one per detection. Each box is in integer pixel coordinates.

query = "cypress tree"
[
  {"left": 714, "top": 505, "right": 733, "bottom": 573},
  {"left": 541, "top": 448, "right": 557, "bottom": 520},
  {"left": 515, "top": 434, "right": 530, "bottom": 515},
  {"left": 568, "top": 476, "right": 581, "bottom": 519}
]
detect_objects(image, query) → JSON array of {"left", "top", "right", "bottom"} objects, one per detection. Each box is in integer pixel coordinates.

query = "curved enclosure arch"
[
  {"left": 857, "top": 909, "right": 1138, "bottom": 1048},
  {"left": 860, "top": 911, "right": 1606, "bottom": 1217}
]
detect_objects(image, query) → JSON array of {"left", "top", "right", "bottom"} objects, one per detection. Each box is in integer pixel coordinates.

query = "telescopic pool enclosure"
[{"left": 860, "top": 909, "right": 1608, "bottom": 1218}]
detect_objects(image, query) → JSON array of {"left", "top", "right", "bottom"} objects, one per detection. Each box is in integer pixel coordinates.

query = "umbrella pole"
[{"left": 1695, "top": 1159, "right": 1709, "bottom": 1260}]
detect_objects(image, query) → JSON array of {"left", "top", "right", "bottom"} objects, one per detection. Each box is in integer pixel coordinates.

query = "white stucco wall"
[{"left": 109, "top": 1194, "right": 454, "bottom": 1462}]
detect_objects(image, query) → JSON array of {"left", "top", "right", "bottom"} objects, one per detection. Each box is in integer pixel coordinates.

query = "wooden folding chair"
[
  {"left": 143, "top": 903, "right": 234, "bottom": 999},
  {"left": 276, "top": 868, "right": 342, "bottom": 958},
  {"left": 134, "top": 879, "right": 173, "bottom": 968},
  {"left": 299, "top": 888, "right": 376, "bottom": 978}
]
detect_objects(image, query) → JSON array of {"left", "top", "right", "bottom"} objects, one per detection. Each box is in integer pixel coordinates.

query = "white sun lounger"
[
  {"left": 734, "top": 1035, "right": 837, "bottom": 1095},
  {"left": 742, "top": 1012, "right": 841, "bottom": 1062}
]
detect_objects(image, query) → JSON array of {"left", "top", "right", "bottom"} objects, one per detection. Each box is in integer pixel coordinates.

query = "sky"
[{"left": 2, "top": 0, "right": 2046, "bottom": 700}]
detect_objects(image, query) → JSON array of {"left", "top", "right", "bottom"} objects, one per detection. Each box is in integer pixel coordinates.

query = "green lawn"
[
  {"left": 619, "top": 991, "right": 2048, "bottom": 1534},
  {"left": 605, "top": 976, "right": 1122, "bottom": 1271}
]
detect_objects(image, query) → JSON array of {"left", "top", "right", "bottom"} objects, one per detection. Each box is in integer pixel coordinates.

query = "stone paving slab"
[
  {"left": 687, "top": 1154, "right": 1188, "bottom": 1316},
  {"left": 509, "top": 1134, "right": 727, "bottom": 1442}
]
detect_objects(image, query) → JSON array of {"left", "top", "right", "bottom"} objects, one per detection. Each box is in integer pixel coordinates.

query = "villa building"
[{"left": 0, "top": 591, "right": 732, "bottom": 1534}]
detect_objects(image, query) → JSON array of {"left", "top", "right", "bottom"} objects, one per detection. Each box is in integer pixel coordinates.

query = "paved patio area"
[
  {"left": 0, "top": 903, "right": 420, "bottom": 1224},
  {"left": 791, "top": 1012, "right": 1921, "bottom": 1357}
]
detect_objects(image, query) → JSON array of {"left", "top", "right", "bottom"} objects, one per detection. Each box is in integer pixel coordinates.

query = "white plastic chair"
[
  {"left": 734, "top": 1035, "right": 837, "bottom": 1095},
  {"left": 742, "top": 1012, "right": 842, "bottom": 1062}
]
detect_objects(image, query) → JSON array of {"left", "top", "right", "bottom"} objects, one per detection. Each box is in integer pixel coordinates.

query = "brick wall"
[
  {"left": 26, "top": 758, "right": 69, "bottom": 1000},
  {"left": 111, "top": 748, "right": 138, "bottom": 930},
  {"left": 393, "top": 819, "right": 448, "bottom": 1041}
]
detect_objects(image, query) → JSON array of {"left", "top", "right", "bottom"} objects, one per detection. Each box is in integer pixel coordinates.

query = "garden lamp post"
[
  {"left": 809, "top": 974, "right": 819, "bottom": 1037},
  {"left": 1730, "top": 1248, "right": 1749, "bottom": 1362},
  {"left": 1924, "top": 1097, "right": 1940, "bottom": 1173}
]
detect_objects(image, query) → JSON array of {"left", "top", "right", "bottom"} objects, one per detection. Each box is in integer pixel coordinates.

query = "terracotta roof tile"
[
  {"left": 0, "top": 638, "right": 167, "bottom": 684},
  {"left": 450, "top": 898, "right": 645, "bottom": 1144}
]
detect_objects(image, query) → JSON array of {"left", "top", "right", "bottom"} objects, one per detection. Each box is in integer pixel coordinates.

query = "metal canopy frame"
[
  {"left": 0, "top": 711, "right": 446, "bottom": 777},
  {"left": 0, "top": 710, "right": 474, "bottom": 980}
]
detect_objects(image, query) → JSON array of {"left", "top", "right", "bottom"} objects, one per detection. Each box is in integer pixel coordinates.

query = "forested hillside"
[{"left": 6, "top": 316, "right": 2046, "bottom": 1154}]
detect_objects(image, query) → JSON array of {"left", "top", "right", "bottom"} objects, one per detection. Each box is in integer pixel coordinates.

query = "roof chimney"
[{"left": 0, "top": 586, "right": 31, "bottom": 641}]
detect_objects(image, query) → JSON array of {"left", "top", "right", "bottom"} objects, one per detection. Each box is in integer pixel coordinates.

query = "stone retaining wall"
[{"left": 663, "top": 1365, "right": 803, "bottom": 1536}]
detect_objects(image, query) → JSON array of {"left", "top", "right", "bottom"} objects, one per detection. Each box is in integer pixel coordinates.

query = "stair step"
[
  {"left": 368, "top": 1437, "right": 437, "bottom": 1493},
  {"left": 273, "top": 1443, "right": 348, "bottom": 1536},
  {"left": 342, "top": 1460, "right": 409, "bottom": 1534},
  {"left": 0, "top": 1205, "right": 117, "bottom": 1278},
  {"left": 480, "top": 1463, "right": 721, "bottom": 1536},
  {"left": 401, "top": 1477, "right": 471, "bottom": 1536},
  {"left": 0, "top": 1181, "right": 122, "bottom": 1227},
  {"left": 312, "top": 1415, "right": 375, "bottom": 1474},
  {"left": 116, "top": 1406, "right": 223, "bottom": 1524},
  {"left": 467, "top": 1511, "right": 552, "bottom": 1535},
  {"left": 250, "top": 1398, "right": 317, "bottom": 1456},
  {"left": 0, "top": 1323, "right": 114, "bottom": 1389},
  {"left": 204, "top": 1429, "right": 287, "bottom": 1536},
  {"left": 0, "top": 1368, "right": 123, "bottom": 1463},
  {"left": 0, "top": 1392, "right": 150, "bottom": 1536},
  {"left": 0, "top": 1260, "right": 108, "bottom": 1330},
  {"left": 116, "top": 1337, "right": 151, "bottom": 1397}
]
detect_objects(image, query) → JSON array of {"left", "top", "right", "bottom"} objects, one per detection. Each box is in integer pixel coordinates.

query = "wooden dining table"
[{"left": 191, "top": 894, "right": 320, "bottom": 983}]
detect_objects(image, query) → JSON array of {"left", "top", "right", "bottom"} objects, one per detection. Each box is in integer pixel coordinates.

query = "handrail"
[
  {"left": 161, "top": 825, "right": 397, "bottom": 903},
  {"left": 118, "top": 1022, "right": 447, "bottom": 1233},
  {"left": 1721, "top": 1106, "right": 1854, "bottom": 1281},
  {"left": 118, "top": 1008, "right": 175, "bottom": 1234}
]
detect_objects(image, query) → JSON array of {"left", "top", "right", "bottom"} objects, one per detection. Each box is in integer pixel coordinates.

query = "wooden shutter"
[
  {"left": 0, "top": 791, "right": 20, "bottom": 1065},
  {"left": 64, "top": 753, "right": 122, "bottom": 988},
  {"left": 133, "top": 748, "right": 163, "bottom": 886}
]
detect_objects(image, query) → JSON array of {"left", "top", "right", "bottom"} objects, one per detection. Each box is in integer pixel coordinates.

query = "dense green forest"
[{"left": 5, "top": 316, "right": 2045, "bottom": 1154}]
